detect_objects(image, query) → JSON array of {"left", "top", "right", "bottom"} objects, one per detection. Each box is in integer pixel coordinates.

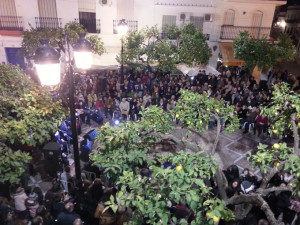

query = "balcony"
[
  {"left": 75, "top": 18, "right": 100, "bottom": 33},
  {"left": 220, "top": 25, "right": 271, "bottom": 40},
  {"left": 113, "top": 20, "right": 138, "bottom": 34},
  {"left": 35, "top": 17, "right": 62, "bottom": 29},
  {"left": 0, "top": 16, "right": 23, "bottom": 31}
]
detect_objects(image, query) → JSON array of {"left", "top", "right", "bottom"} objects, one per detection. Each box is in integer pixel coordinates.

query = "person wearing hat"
[{"left": 25, "top": 192, "right": 40, "bottom": 218}]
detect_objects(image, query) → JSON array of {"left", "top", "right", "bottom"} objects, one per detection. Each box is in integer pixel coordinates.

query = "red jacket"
[
  {"left": 94, "top": 100, "right": 105, "bottom": 110},
  {"left": 255, "top": 115, "right": 268, "bottom": 125}
]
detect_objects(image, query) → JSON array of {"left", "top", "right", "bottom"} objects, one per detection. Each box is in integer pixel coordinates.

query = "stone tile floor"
[{"left": 28, "top": 119, "right": 278, "bottom": 193}]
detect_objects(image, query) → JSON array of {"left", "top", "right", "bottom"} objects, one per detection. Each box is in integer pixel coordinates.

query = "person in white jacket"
[
  {"left": 119, "top": 98, "right": 130, "bottom": 120},
  {"left": 10, "top": 184, "right": 28, "bottom": 218}
]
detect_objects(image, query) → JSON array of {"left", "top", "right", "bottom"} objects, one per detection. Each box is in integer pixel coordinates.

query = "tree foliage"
[
  {"left": 91, "top": 85, "right": 300, "bottom": 225},
  {"left": 118, "top": 24, "right": 212, "bottom": 72},
  {"left": 232, "top": 31, "right": 295, "bottom": 72},
  {"left": 0, "top": 64, "right": 66, "bottom": 147},
  {"left": 0, "top": 64, "right": 66, "bottom": 183},
  {"left": 21, "top": 21, "right": 105, "bottom": 59},
  {"left": 105, "top": 152, "right": 233, "bottom": 225},
  {"left": 0, "top": 145, "right": 31, "bottom": 184},
  {"left": 91, "top": 90, "right": 239, "bottom": 224}
]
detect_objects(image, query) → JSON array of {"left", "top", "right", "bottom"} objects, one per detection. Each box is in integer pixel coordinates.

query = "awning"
[{"left": 219, "top": 42, "right": 245, "bottom": 67}]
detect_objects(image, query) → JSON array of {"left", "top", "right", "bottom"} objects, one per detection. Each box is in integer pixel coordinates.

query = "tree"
[
  {"left": 0, "top": 64, "right": 66, "bottom": 147},
  {"left": 232, "top": 31, "right": 295, "bottom": 79},
  {"left": 0, "top": 64, "right": 66, "bottom": 183},
  {"left": 164, "top": 23, "right": 212, "bottom": 68},
  {"left": 91, "top": 90, "right": 239, "bottom": 224},
  {"left": 0, "top": 145, "right": 31, "bottom": 184},
  {"left": 21, "top": 21, "right": 105, "bottom": 60},
  {"left": 118, "top": 24, "right": 212, "bottom": 72},
  {"left": 91, "top": 86, "right": 300, "bottom": 225}
]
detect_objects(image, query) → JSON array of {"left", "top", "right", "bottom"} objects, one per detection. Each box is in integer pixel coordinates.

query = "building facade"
[
  {"left": 284, "top": 5, "right": 300, "bottom": 60},
  {"left": 0, "top": 0, "right": 286, "bottom": 68}
]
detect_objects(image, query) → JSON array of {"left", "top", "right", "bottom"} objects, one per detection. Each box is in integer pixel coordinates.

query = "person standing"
[{"left": 56, "top": 202, "right": 80, "bottom": 225}]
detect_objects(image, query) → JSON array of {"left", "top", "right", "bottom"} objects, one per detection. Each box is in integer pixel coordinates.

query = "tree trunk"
[{"left": 252, "top": 65, "right": 261, "bottom": 84}]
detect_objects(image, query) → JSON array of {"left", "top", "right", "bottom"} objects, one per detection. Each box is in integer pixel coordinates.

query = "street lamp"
[
  {"left": 280, "top": 20, "right": 286, "bottom": 29},
  {"left": 34, "top": 34, "right": 93, "bottom": 186},
  {"left": 34, "top": 39, "right": 61, "bottom": 86},
  {"left": 116, "top": 19, "right": 128, "bottom": 84}
]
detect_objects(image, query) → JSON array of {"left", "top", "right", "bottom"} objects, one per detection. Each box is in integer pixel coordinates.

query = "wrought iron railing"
[
  {"left": 35, "top": 17, "right": 62, "bottom": 29},
  {"left": 113, "top": 20, "right": 138, "bottom": 34},
  {"left": 220, "top": 25, "right": 271, "bottom": 40},
  {"left": 75, "top": 18, "right": 101, "bottom": 33},
  {"left": 0, "top": 16, "right": 23, "bottom": 31}
]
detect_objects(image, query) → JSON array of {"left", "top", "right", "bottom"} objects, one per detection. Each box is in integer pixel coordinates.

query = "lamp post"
[
  {"left": 116, "top": 19, "right": 128, "bottom": 84},
  {"left": 34, "top": 34, "right": 93, "bottom": 185}
]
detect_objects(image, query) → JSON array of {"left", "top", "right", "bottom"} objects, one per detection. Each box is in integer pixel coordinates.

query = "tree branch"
[
  {"left": 234, "top": 203, "right": 253, "bottom": 221},
  {"left": 226, "top": 194, "right": 283, "bottom": 225},
  {"left": 160, "top": 133, "right": 203, "bottom": 154},
  {"left": 206, "top": 111, "right": 221, "bottom": 155},
  {"left": 256, "top": 186, "right": 293, "bottom": 196},
  {"left": 260, "top": 161, "right": 286, "bottom": 189},
  {"left": 215, "top": 168, "right": 228, "bottom": 201},
  {"left": 291, "top": 113, "right": 299, "bottom": 155}
]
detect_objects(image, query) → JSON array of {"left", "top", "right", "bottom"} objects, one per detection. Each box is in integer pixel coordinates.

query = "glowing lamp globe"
[
  {"left": 72, "top": 33, "right": 93, "bottom": 70},
  {"left": 280, "top": 21, "right": 286, "bottom": 28},
  {"left": 117, "top": 19, "right": 128, "bottom": 36},
  {"left": 34, "top": 39, "right": 61, "bottom": 86}
]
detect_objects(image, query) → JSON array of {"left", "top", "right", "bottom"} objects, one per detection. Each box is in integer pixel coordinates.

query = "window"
[
  {"left": 0, "top": 0, "right": 17, "bottom": 16},
  {"left": 79, "top": 12, "right": 97, "bottom": 33},
  {"left": 38, "top": 0, "right": 57, "bottom": 18},
  {"left": 78, "top": 0, "right": 98, "bottom": 33},
  {"left": 162, "top": 15, "right": 176, "bottom": 28},
  {"left": 224, "top": 9, "right": 235, "bottom": 26},
  {"left": 37, "top": 0, "right": 59, "bottom": 28},
  {"left": 252, "top": 11, "right": 263, "bottom": 27},
  {"left": 0, "top": 0, "right": 22, "bottom": 30},
  {"left": 190, "top": 16, "right": 204, "bottom": 30}
]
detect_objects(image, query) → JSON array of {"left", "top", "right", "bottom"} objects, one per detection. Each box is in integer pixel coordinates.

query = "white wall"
[
  {"left": 210, "top": 0, "right": 286, "bottom": 41},
  {"left": 0, "top": 0, "right": 285, "bottom": 65},
  {"left": 56, "top": 0, "right": 79, "bottom": 26}
]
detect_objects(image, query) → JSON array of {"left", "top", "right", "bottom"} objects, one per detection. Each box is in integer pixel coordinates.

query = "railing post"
[{"left": 258, "top": 26, "right": 261, "bottom": 39}]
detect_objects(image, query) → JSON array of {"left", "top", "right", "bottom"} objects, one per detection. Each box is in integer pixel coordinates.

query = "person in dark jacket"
[
  {"left": 56, "top": 202, "right": 80, "bottom": 225},
  {"left": 223, "top": 165, "right": 239, "bottom": 184},
  {"left": 276, "top": 182, "right": 294, "bottom": 224},
  {"left": 86, "top": 178, "right": 104, "bottom": 224},
  {"left": 226, "top": 180, "right": 240, "bottom": 198}
]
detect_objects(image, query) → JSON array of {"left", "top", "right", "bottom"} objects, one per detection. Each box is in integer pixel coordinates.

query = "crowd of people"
[
  {"left": 74, "top": 67, "right": 299, "bottom": 137},
  {"left": 1, "top": 67, "right": 300, "bottom": 225}
]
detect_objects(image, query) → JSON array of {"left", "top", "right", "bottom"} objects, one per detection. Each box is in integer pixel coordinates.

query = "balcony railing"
[
  {"left": 75, "top": 18, "right": 101, "bottom": 33},
  {"left": 0, "top": 16, "right": 23, "bottom": 31},
  {"left": 220, "top": 25, "right": 271, "bottom": 40},
  {"left": 35, "top": 17, "right": 62, "bottom": 29},
  {"left": 113, "top": 20, "right": 138, "bottom": 34}
]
